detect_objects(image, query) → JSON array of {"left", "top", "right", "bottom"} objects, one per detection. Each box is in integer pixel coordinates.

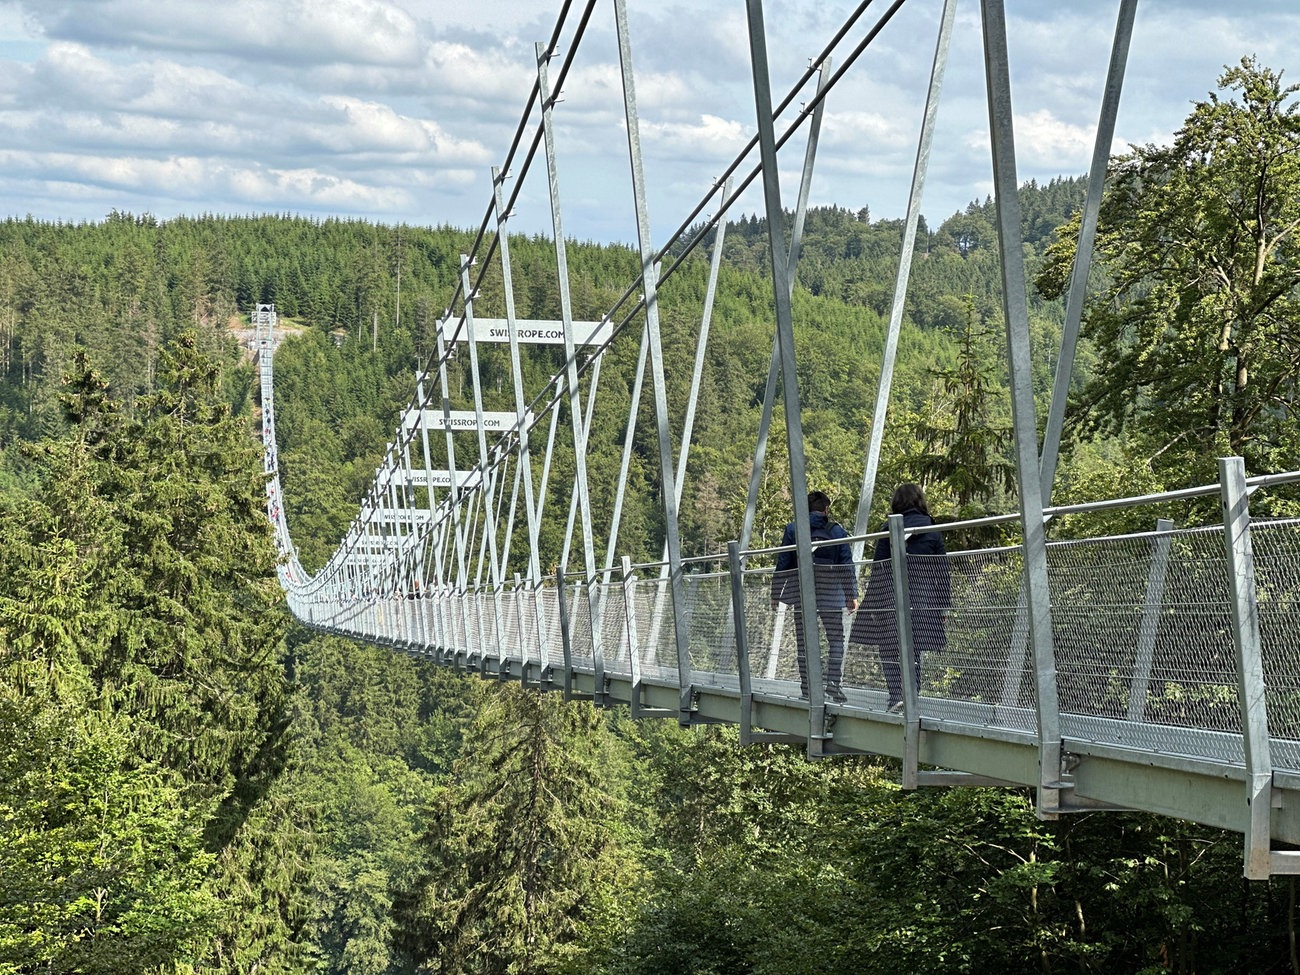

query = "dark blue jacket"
[{"left": 770, "top": 511, "right": 858, "bottom": 610}]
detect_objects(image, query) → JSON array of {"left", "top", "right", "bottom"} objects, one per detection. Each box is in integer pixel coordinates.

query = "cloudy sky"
[{"left": 0, "top": 0, "right": 1295, "bottom": 243}]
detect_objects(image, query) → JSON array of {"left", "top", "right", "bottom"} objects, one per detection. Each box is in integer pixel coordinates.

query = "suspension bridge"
[{"left": 254, "top": 0, "right": 1300, "bottom": 879}]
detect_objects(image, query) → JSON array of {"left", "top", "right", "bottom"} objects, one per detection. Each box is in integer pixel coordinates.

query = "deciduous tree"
[{"left": 1040, "top": 58, "right": 1300, "bottom": 487}]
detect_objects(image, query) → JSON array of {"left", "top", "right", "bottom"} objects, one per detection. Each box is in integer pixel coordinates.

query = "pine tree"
[{"left": 394, "top": 686, "right": 639, "bottom": 974}]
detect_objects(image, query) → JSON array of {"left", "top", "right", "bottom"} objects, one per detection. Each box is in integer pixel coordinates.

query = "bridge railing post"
[
  {"left": 534, "top": 582, "right": 553, "bottom": 688},
  {"left": 622, "top": 556, "right": 642, "bottom": 705},
  {"left": 1219, "top": 456, "right": 1296, "bottom": 879},
  {"left": 622, "top": 556, "right": 673, "bottom": 719},
  {"left": 888, "top": 514, "right": 921, "bottom": 789},
  {"left": 556, "top": 568, "right": 575, "bottom": 700},
  {"left": 510, "top": 572, "right": 527, "bottom": 684},
  {"left": 592, "top": 573, "right": 608, "bottom": 708},
  {"left": 730, "top": 542, "right": 757, "bottom": 743}
]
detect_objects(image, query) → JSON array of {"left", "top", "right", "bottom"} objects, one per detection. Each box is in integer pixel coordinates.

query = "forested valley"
[{"left": 3, "top": 59, "right": 1300, "bottom": 974}]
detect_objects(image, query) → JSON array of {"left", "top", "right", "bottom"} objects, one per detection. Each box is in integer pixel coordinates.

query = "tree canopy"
[{"left": 1040, "top": 57, "right": 1300, "bottom": 490}]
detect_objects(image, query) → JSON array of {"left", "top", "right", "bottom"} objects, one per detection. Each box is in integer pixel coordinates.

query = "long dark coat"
[{"left": 849, "top": 509, "right": 951, "bottom": 651}]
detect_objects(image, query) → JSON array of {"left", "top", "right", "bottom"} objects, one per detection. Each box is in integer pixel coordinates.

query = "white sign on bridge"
[
  {"left": 449, "top": 318, "right": 611, "bottom": 347},
  {"left": 376, "top": 466, "right": 483, "bottom": 490},
  {"left": 400, "top": 409, "right": 529, "bottom": 434},
  {"left": 373, "top": 508, "right": 434, "bottom": 525}
]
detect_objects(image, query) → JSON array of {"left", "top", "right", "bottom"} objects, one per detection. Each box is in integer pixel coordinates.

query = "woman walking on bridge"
[{"left": 851, "top": 483, "right": 951, "bottom": 712}]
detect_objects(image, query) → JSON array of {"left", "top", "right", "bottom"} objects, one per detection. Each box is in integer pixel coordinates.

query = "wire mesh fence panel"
[
  {"left": 733, "top": 569, "right": 780, "bottom": 686},
  {"left": 446, "top": 596, "right": 461, "bottom": 654},
  {"left": 456, "top": 596, "right": 473, "bottom": 654},
  {"left": 839, "top": 556, "right": 886, "bottom": 699},
  {"left": 385, "top": 597, "right": 401, "bottom": 642},
  {"left": 373, "top": 598, "right": 393, "bottom": 642},
  {"left": 458, "top": 599, "right": 476, "bottom": 656},
  {"left": 517, "top": 588, "right": 547, "bottom": 671},
  {"left": 910, "top": 548, "right": 1036, "bottom": 730},
  {"left": 509, "top": 588, "right": 533, "bottom": 666},
  {"left": 566, "top": 581, "right": 595, "bottom": 668},
  {"left": 1249, "top": 519, "right": 1300, "bottom": 769},
  {"left": 635, "top": 576, "right": 679, "bottom": 678},
  {"left": 329, "top": 596, "right": 366, "bottom": 631},
  {"left": 466, "top": 596, "right": 485, "bottom": 657},
  {"left": 497, "top": 589, "right": 522, "bottom": 665},
  {"left": 440, "top": 597, "right": 455, "bottom": 652},
  {"left": 482, "top": 592, "right": 510, "bottom": 659},
  {"left": 468, "top": 593, "right": 486, "bottom": 653},
  {"left": 619, "top": 574, "right": 650, "bottom": 679},
  {"left": 1049, "top": 533, "right": 1166, "bottom": 721},
  {"left": 426, "top": 596, "right": 442, "bottom": 649},
  {"left": 480, "top": 594, "right": 496, "bottom": 653},
  {"left": 421, "top": 598, "right": 439, "bottom": 650},
  {"left": 397, "top": 595, "right": 414, "bottom": 644},
  {"left": 747, "top": 565, "right": 856, "bottom": 695},
  {"left": 745, "top": 568, "right": 798, "bottom": 690},
  {"left": 538, "top": 587, "right": 563, "bottom": 670},
  {"left": 401, "top": 596, "right": 421, "bottom": 645},
  {"left": 487, "top": 593, "right": 505, "bottom": 652},
  {"left": 682, "top": 572, "right": 740, "bottom": 679},
  {"left": 428, "top": 596, "right": 445, "bottom": 651},
  {"left": 599, "top": 581, "right": 633, "bottom": 679},
  {"left": 1103, "top": 527, "right": 1242, "bottom": 761},
  {"left": 400, "top": 596, "right": 420, "bottom": 647}
]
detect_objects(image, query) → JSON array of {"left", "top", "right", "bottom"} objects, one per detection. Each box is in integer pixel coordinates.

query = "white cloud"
[
  {"left": 640, "top": 113, "right": 748, "bottom": 162},
  {"left": 314, "top": 95, "right": 491, "bottom": 165},
  {"left": 0, "top": 1, "right": 39, "bottom": 42},
  {"left": 997, "top": 109, "right": 1090, "bottom": 170},
  {"left": 33, "top": 0, "right": 427, "bottom": 65},
  {"left": 0, "top": 0, "right": 1295, "bottom": 235}
]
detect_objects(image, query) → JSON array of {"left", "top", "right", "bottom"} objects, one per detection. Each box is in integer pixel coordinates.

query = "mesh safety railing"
[
  {"left": 1250, "top": 519, "right": 1300, "bottom": 772},
  {"left": 288, "top": 500, "right": 1300, "bottom": 776},
  {"left": 1049, "top": 526, "right": 1241, "bottom": 761}
]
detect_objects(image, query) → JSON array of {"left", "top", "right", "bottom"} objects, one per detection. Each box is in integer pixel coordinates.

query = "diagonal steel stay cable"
[
  {"left": 652, "top": 0, "right": 904, "bottom": 280},
  {"left": 358, "top": 0, "right": 912, "bottom": 571},
  {"left": 513, "top": 0, "right": 911, "bottom": 438},
  {"left": 438, "top": 0, "right": 600, "bottom": 351},
  {"left": 435, "top": 0, "right": 587, "bottom": 344},
  {"left": 545, "top": 0, "right": 887, "bottom": 352},
  {"left": 392, "top": 0, "right": 915, "bottom": 561},
  {"left": 385, "top": 4, "right": 604, "bottom": 573},
  {"left": 353, "top": 0, "right": 597, "bottom": 568},
  {"left": 437, "top": 0, "right": 892, "bottom": 388}
]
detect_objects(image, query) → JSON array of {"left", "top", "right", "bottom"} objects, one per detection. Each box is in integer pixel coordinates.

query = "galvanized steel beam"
[
  {"left": 1040, "top": 0, "right": 1139, "bottom": 503},
  {"left": 536, "top": 40, "right": 606, "bottom": 701},
  {"left": 745, "top": 0, "right": 826, "bottom": 750},
  {"left": 979, "top": 0, "right": 1063, "bottom": 816}
]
